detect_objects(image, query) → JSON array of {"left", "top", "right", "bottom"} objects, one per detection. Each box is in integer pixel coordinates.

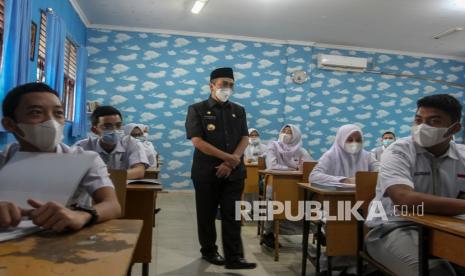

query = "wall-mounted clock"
[{"left": 291, "top": 70, "right": 309, "bottom": 84}]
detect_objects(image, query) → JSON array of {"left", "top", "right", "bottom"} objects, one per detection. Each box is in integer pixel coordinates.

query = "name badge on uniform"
[{"left": 207, "top": 124, "right": 216, "bottom": 131}]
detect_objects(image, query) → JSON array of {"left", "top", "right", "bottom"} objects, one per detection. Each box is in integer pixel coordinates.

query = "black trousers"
[{"left": 193, "top": 177, "right": 244, "bottom": 262}]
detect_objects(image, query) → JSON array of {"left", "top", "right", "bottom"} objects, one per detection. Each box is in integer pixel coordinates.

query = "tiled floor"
[{"left": 131, "top": 190, "right": 317, "bottom": 276}]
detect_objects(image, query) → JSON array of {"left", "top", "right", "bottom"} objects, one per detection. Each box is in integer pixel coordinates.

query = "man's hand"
[
  {"left": 224, "top": 154, "right": 241, "bottom": 168},
  {"left": 215, "top": 162, "right": 233, "bottom": 178},
  {"left": 0, "top": 201, "right": 22, "bottom": 228},
  {"left": 27, "top": 199, "right": 91, "bottom": 232}
]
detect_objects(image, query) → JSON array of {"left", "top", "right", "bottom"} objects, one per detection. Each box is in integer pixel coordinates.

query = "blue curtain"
[
  {"left": 44, "top": 11, "right": 66, "bottom": 97},
  {"left": 72, "top": 47, "right": 88, "bottom": 137},
  {"left": 0, "top": 0, "right": 32, "bottom": 137}
]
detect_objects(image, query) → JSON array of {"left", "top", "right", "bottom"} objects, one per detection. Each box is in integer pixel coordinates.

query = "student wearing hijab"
[
  {"left": 310, "top": 124, "right": 379, "bottom": 184},
  {"left": 266, "top": 124, "right": 312, "bottom": 170},
  {"left": 244, "top": 128, "right": 267, "bottom": 164},
  {"left": 262, "top": 124, "right": 313, "bottom": 248},
  {"left": 370, "top": 131, "right": 396, "bottom": 161},
  {"left": 124, "top": 123, "right": 158, "bottom": 168}
]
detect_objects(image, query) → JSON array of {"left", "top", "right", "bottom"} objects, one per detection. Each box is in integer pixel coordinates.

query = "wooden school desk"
[
  {"left": 405, "top": 214, "right": 465, "bottom": 275},
  {"left": 144, "top": 167, "right": 160, "bottom": 179},
  {"left": 124, "top": 183, "right": 163, "bottom": 276},
  {"left": 258, "top": 169, "right": 304, "bottom": 261},
  {"left": 243, "top": 163, "right": 259, "bottom": 195},
  {"left": 298, "top": 182, "right": 356, "bottom": 275},
  {"left": 0, "top": 219, "right": 142, "bottom": 276}
]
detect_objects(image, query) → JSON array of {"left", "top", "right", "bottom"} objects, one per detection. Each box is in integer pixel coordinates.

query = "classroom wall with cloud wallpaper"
[{"left": 86, "top": 28, "right": 465, "bottom": 189}]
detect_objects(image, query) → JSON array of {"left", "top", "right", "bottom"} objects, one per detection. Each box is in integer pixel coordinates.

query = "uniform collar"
[
  {"left": 207, "top": 96, "right": 231, "bottom": 108},
  {"left": 415, "top": 140, "right": 459, "bottom": 160},
  {"left": 95, "top": 137, "right": 126, "bottom": 155}
]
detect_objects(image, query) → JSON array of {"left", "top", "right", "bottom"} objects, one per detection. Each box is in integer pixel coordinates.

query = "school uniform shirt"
[
  {"left": 0, "top": 143, "right": 114, "bottom": 206},
  {"left": 310, "top": 124, "right": 379, "bottom": 184},
  {"left": 370, "top": 146, "right": 385, "bottom": 161},
  {"left": 123, "top": 123, "right": 158, "bottom": 167},
  {"left": 244, "top": 142, "right": 267, "bottom": 163},
  {"left": 141, "top": 140, "right": 158, "bottom": 168},
  {"left": 75, "top": 136, "right": 149, "bottom": 170},
  {"left": 367, "top": 137, "right": 465, "bottom": 229},
  {"left": 266, "top": 124, "right": 313, "bottom": 170},
  {"left": 185, "top": 96, "right": 248, "bottom": 182}
]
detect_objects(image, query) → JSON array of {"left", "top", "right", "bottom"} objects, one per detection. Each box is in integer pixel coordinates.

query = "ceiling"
[{"left": 75, "top": 0, "right": 465, "bottom": 58}]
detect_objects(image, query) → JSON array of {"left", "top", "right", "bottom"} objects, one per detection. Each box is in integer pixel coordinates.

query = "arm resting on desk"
[
  {"left": 127, "top": 163, "right": 146, "bottom": 180},
  {"left": 387, "top": 184, "right": 465, "bottom": 216}
]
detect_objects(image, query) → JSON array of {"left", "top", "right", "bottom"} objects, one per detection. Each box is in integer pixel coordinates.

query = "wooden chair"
[
  {"left": 260, "top": 162, "right": 318, "bottom": 262},
  {"left": 256, "top": 156, "right": 267, "bottom": 235},
  {"left": 108, "top": 169, "right": 128, "bottom": 216},
  {"left": 355, "top": 171, "right": 396, "bottom": 276},
  {"left": 302, "top": 161, "right": 317, "bottom": 183}
]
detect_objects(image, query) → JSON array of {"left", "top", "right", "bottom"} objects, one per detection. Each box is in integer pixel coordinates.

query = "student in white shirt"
[
  {"left": 75, "top": 106, "right": 149, "bottom": 179},
  {"left": 262, "top": 124, "right": 312, "bottom": 248},
  {"left": 142, "top": 125, "right": 159, "bottom": 166},
  {"left": 310, "top": 124, "right": 379, "bottom": 184},
  {"left": 266, "top": 124, "right": 312, "bottom": 170},
  {"left": 371, "top": 131, "right": 396, "bottom": 161},
  {"left": 244, "top": 128, "right": 267, "bottom": 164},
  {"left": 0, "top": 83, "right": 121, "bottom": 231},
  {"left": 124, "top": 123, "right": 157, "bottom": 167},
  {"left": 365, "top": 94, "right": 465, "bottom": 276}
]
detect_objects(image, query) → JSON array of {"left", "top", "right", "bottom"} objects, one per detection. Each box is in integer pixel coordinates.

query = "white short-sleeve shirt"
[
  {"left": 75, "top": 136, "right": 149, "bottom": 170},
  {"left": 0, "top": 143, "right": 114, "bottom": 206},
  {"left": 367, "top": 137, "right": 465, "bottom": 228}
]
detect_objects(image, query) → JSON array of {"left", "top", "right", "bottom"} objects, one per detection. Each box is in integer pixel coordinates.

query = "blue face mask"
[
  {"left": 382, "top": 139, "right": 395, "bottom": 147},
  {"left": 102, "top": 130, "right": 123, "bottom": 145}
]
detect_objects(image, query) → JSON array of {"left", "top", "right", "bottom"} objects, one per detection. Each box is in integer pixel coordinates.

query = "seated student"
[
  {"left": 244, "top": 128, "right": 267, "bottom": 164},
  {"left": 262, "top": 124, "right": 313, "bottom": 248},
  {"left": 371, "top": 131, "right": 396, "bottom": 161},
  {"left": 310, "top": 124, "right": 379, "bottom": 184},
  {"left": 365, "top": 94, "right": 465, "bottom": 276},
  {"left": 124, "top": 123, "right": 158, "bottom": 168},
  {"left": 75, "top": 106, "right": 149, "bottom": 179},
  {"left": 0, "top": 83, "right": 121, "bottom": 231},
  {"left": 266, "top": 124, "right": 312, "bottom": 170}
]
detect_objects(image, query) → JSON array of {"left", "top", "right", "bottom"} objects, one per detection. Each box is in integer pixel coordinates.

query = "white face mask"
[
  {"left": 412, "top": 123, "right": 454, "bottom": 148},
  {"left": 279, "top": 133, "right": 292, "bottom": 144},
  {"left": 17, "top": 119, "right": 64, "bottom": 152},
  {"left": 249, "top": 137, "right": 260, "bottom": 145},
  {"left": 344, "top": 142, "right": 363, "bottom": 154},
  {"left": 215, "top": 88, "right": 232, "bottom": 102},
  {"left": 382, "top": 139, "right": 395, "bottom": 147}
]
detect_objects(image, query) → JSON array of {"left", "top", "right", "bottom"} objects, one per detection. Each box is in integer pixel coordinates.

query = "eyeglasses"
[{"left": 99, "top": 122, "right": 123, "bottom": 131}]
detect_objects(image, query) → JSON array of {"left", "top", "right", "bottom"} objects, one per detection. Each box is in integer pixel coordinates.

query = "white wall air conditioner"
[{"left": 318, "top": 54, "right": 368, "bottom": 72}]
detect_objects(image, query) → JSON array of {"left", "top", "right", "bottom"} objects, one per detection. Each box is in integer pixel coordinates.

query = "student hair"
[
  {"left": 382, "top": 131, "right": 395, "bottom": 138},
  {"left": 417, "top": 94, "right": 462, "bottom": 123},
  {"left": 2, "top": 82, "right": 60, "bottom": 120},
  {"left": 90, "top": 106, "right": 122, "bottom": 126}
]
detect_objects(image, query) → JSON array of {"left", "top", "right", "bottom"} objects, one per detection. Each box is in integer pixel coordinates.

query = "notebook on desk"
[
  {"left": 127, "top": 178, "right": 162, "bottom": 185},
  {"left": 311, "top": 182, "right": 355, "bottom": 191},
  {"left": 0, "top": 220, "right": 41, "bottom": 243},
  {"left": 0, "top": 152, "right": 95, "bottom": 209}
]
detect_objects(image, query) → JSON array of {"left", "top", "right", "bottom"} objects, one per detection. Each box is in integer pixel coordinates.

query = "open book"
[{"left": 0, "top": 152, "right": 95, "bottom": 242}]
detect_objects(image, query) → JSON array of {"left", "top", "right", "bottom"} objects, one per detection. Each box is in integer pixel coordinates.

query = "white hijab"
[
  {"left": 324, "top": 124, "right": 372, "bottom": 177},
  {"left": 270, "top": 124, "right": 303, "bottom": 160},
  {"left": 123, "top": 123, "right": 144, "bottom": 136}
]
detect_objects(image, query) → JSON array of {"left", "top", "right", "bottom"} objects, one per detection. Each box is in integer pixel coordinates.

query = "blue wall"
[
  {"left": 86, "top": 29, "right": 465, "bottom": 189},
  {"left": 0, "top": 0, "right": 87, "bottom": 148}
]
